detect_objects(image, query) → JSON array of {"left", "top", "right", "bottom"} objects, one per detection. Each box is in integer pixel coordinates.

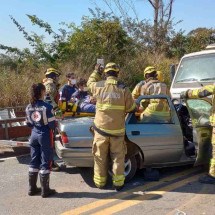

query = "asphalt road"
[{"left": 0, "top": 155, "right": 215, "bottom": 215}]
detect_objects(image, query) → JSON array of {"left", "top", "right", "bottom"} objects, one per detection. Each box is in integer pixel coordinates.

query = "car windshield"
[{"left": 174, "top": 53, "right": 215, "bottom": 83}]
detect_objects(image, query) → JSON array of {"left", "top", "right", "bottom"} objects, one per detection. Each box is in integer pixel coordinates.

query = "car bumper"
[{"left": 55, "top": 140, "right": 94, "bottom": 167}]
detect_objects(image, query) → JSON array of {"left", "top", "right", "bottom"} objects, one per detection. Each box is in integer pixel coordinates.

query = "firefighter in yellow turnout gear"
[
  {"left": 87, "top": 62, "right": 136, "bottom": 191},
  {"left": 136, "top": 66, "right": 170, "bottom": 123},
  {"left": 43, "top": 68, "right": 61, "bottom": 110},
  {"left": 132, "top": 68, "right": 165, "bottom": 99},
  {"left": 181, "top": 85, "right": 215, "bottom": 184}
]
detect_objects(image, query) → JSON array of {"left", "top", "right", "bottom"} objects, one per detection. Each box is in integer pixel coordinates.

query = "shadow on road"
[
  {"left": 16, "top": 154, "right": 31, "bottom": 164},
  {"left": 54, "top": 190, "right": 162, "bottom": 201},
  {"left": 61, "top": 166, "right": 116, "bottom": 188}
]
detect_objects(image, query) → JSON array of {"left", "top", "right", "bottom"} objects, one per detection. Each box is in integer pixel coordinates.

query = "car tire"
[
  {"left": 124, "top": 156, "right": 137, "bottom": 183},
  {"left": 108, "top": 156, "right": 137, "bottom": 183}
]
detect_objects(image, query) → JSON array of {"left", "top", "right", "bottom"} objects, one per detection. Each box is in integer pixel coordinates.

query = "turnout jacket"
[
  {"left": 87, "top": 71, "right": 136, "bottom": 136},
  {"left": 140, "top": 78, "right": 170, "bottom": 117},
  {"left": 43, "top": 78, "right": 59, "bottom": 109}
]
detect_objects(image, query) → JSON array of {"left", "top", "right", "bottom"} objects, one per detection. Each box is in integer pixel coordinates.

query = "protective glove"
[
  {"left": 95, "top": 64, "right": 104, "bottom": 75},
  {"left": 180, "top": 90, "right": 189, "bottom": 99}
]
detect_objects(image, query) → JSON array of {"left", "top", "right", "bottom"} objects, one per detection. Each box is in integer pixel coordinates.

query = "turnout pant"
[
  {"left": 209, "top": 127, "right": 215, "bottom": 177},
  {"left": 92, "top": 131, "right": 126, "bottom": 188}
]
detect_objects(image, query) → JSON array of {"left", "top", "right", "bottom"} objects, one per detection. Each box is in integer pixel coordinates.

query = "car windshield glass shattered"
[
  {"left": 175, "top": 53, "right": 215, "bottom": 83},
  {"left": 187, "top": 99, "right": 212, "bottom": 126}
]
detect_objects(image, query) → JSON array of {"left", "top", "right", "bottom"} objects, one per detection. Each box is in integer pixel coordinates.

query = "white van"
[{"left": 170, "top": 44, "right": 215, "bottom": 99}]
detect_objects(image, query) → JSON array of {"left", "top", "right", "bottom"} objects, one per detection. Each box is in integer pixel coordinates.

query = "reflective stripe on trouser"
[
  {"left": 92, "top": 131, "right": 126, "bottom": 187},
  {"left": 209, "top": 127, "right": 215, "bottom": 177}
]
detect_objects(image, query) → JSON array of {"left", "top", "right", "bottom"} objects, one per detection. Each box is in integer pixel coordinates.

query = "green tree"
[{"left": 186, "top": 27, "right": 215, "bottom": 53}]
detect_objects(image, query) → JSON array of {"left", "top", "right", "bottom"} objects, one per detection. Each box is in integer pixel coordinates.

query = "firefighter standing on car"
[
  {"left": 87, "top": 62, "right": 136, "bottom": 191},
  {"left": 43, "top": 68, "right": 61, "bottom": 110},
  {"left": 181, "top": 85, "right": 215, "bottom": 184},
  {"left": 26, "top": 83, "right": 56, "bottom": 198}
]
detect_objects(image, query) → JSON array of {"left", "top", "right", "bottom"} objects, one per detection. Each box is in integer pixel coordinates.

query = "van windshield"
[{"left": 175, "top": 53, "right": 215, "bottom": 83}]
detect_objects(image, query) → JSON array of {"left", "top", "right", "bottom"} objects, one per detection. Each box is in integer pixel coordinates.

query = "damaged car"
[{"left": 55, "top": 95, "right": 212, "bottom": 182}]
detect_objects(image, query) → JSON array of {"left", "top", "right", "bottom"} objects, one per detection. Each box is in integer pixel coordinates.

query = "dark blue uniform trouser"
[{"left": 29, "top": 130, "right": 53, "bottom": 173}]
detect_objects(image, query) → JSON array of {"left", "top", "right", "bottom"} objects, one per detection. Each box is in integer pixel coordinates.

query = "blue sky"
[{"left": 0, "top": 0, "right": 214, "bottom": 50}]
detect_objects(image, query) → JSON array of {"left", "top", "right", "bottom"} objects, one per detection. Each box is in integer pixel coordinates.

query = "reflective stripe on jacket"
[
  {"left": 87, "top": 71, "right": 136, "bottom": 136},
  {"left": 25, "top": 100, "right": 56, "bottom": 132},
  {"left": 187, "top": 84, "right": 215, "bottom": 126},
  {"left": 140, "top": 78, "right": 170, "bottom": 117}
]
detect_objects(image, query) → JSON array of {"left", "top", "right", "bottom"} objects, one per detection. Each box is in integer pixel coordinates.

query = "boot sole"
[
  {"left": 28, "top": 188, "right": 41, "bottom": 196},
  {"left": 41, "top": 190, "right": 57, "bottom": 198}
]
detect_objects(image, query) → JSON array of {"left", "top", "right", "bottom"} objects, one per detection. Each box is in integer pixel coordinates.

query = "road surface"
[{"left": 0, "top": 155, "right": 215, "bottom": 215}]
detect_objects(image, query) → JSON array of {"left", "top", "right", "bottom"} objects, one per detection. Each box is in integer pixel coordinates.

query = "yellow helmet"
[
  {"left": 143, "top": 66, "right": 156, "bottom": 76},
  {"left": 104, "top": 62, "right": 120, "bottom": 73},
  {"left": 45, "top": 68, "right": 60, "bottom": 76},
  {"left": 157, "top": 70, "right": 164, "bottom": 82}
]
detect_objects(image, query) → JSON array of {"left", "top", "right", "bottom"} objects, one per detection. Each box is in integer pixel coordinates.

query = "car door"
[
  {"left": 126, "top": 95, "right": 184, "bottom": 166},
  {"left": 185, "top": 98, "right": 212, "bottom": 166}
]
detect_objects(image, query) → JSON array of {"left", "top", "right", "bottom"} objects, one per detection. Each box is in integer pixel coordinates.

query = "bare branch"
[{"left": 147, "top": 0, "right": 156, "bottom": 9}]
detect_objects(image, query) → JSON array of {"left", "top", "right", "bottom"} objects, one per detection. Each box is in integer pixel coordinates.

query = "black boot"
[
  {"left": 28, "top": 172, "right": 41, "bottom": 196},
  {"left": 113, "top": 185, "right": 124, "bottom": 191},
  {"left": 40, "top": 173, "right": 56, "bottom": 198}
]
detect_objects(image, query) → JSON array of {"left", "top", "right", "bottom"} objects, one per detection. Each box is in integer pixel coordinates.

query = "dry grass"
[{"left": 0, "top": 55, "right": 177, "bottom": 107}]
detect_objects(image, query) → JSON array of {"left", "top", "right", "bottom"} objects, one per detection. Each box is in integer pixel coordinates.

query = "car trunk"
[{"left": 57, "top": 116, "right": 94, "bottom": 148}]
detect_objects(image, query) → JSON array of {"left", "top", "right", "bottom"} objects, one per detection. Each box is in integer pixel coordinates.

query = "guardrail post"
[{"left": 4, "top": 121, "right": 9, "bottom": 140}]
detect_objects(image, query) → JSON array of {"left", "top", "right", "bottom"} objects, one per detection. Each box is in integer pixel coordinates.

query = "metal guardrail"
[
  {"left": 0, "top": 106, "right": 27, "bottom": 140},
  {"left": 0, "top": 117, "right": 26, "bottom": 140},
  {"left": 0, "top": 139, "right": 29, "bottom": 147}
]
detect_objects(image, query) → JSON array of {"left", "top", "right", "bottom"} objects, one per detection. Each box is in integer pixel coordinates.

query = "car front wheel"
[{"left": 124, "top": 156, "right": 137, "bottom": 182}]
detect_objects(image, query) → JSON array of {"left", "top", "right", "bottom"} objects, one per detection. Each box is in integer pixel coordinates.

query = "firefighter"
[
  {"left": 132, "top": 67, "right": 164, "bottom": 100},
  {"left": 138, "top": 67, "right": 170, "bottom": 123},
  {"left": 87, "top": 62, "right": 136, "bottom": 191},
  {"left": 26, "top": 83, "right": 56, "bottom": 198},
  {"left": 181, "top": 85, "right": 215, "bottom": 184},
  {"left": 43, "top": 68, "right": 61, "bottom": 110}
]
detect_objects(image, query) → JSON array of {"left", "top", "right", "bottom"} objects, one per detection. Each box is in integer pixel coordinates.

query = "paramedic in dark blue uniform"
[{"left": 26, "top": 83, "right": 56, "bottom": 198}]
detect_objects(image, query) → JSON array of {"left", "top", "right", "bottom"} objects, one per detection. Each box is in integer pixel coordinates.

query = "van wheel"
[{"left": 108, "top": 156, "right": 137, "bottom": 183}]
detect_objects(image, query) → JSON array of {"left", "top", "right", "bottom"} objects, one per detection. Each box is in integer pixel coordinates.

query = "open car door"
[{"left": 185, "top": 98, "right": 212, "bottom": 166}]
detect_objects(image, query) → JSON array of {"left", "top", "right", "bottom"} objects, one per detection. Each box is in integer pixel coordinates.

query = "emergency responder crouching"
[
  {"left": 26, "top": 83, "right": 56, "bottom": 198},
  {"left": 87, "top": 62, "right": 136, "bottom": 191},
  {"left": 43, "top": 68, "right": 61, "bottom": 110},
  {"left": 181, "top": 85, "right": 215, "bottom": 184}
]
